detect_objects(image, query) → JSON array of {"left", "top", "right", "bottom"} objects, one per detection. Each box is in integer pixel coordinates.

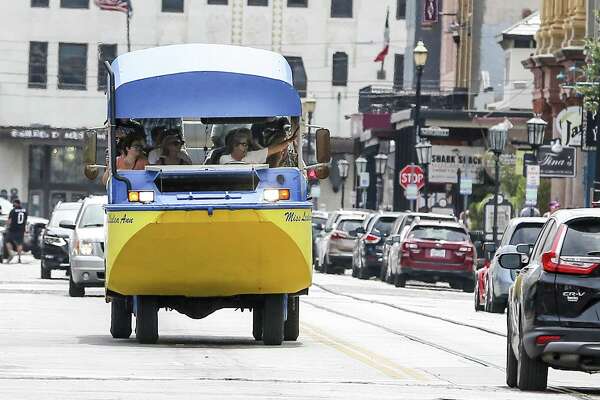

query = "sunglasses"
[
  {"left": 235, "top": 142, "right": 249, "bottom": 147},
  {"left": 130, "top": 144, "right": 144, "bottom": 150}
]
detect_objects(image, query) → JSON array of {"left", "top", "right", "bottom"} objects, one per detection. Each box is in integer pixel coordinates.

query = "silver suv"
[{"left": 68, "top": 196, "right": 107, "bottom": 297}]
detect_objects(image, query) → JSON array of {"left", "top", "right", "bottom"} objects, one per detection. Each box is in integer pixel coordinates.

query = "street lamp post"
[
  {"left": 526, "top": 116, "right": 547, "bottom": 160},
  {"left": 488, "top": 122, "right": 508, "bottom": 245},
  {"left": 355, "top": 156, "right": 367, "bottom": 208},
  {"left": 415, "top": 140, "right": 432, "bottom": 211},
  {"left": 412, "top": 41, "right": 428, "bottom": 164},
  {"left": 337, "top": 159, "right": 349, "bottom": 209},
  {"left": 374, "top": 153, "right": 388, "bottom": 210}
]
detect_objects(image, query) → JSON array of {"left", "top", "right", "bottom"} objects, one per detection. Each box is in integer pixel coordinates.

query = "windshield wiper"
[
  {"left": 82, "top": 224, "right": 104, "bottom": 228},
  {"left": 587, "top": 251, "right": 600, "bottom": 256}
]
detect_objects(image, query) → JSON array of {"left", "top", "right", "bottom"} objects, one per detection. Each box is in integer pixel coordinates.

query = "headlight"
[
  {"left": 128, "top": 191, "right": 154, "bottom": 203},
  {"left": 263, "top": 189, "right": 291, "bottom": 202},
  {"left": 44, "top": 236, "right": 67, "bottom": 247},
  {"left": 75, "top": 240, "right": 95, "bottom": 256}
]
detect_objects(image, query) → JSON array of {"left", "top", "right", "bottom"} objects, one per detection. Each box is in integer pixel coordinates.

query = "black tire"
[
  {"left": 324, "top": 259, "right": 335, "bottom": 275},
  {"left": 252, "top": 307, "right": 263, "bottom": 341},
  {"left": 68, "top": 275, "right": 85, "bottom": 297},
  {"left": 110, "top": 298, "right": 132, "bottom": 339},
  {"left": 449, "top": 281, "right": 462, "bottom": 290},
  {"left": 474, "top": 282, "right": 484, "bottom": 311},
  {"left": 351, "top": 265, "right": 358, "bottom": 277},
  {"left": 284, "top": 297, "right": 300, "bottom": 341},
  {"left": 486, "top": 285, "right": 505, "bottom": 313},
  {"left": 394, "top": 273, "right": 406, "bottom": 288},
  {"left": 462, "top": 279, "right": 475, "bottom": 293},
  {"left": 262, "top": 294, "right": 285, "bottom": 345},
  {"left": 506, "top": 312, "right": 518, "bottom": 388},
  {"left": 40, "top": 261, "right": 51, "bottom": 279},
  {"left": 357, "top": 259, "right": 369, "bottom": 280},
  {"left": 136, "top": 296, "right": 158, "bottom": 344},
  {"left": 379, "top": 262, "right": 387, "bottom": 281},
  {"left": 517, "top": 333, "right": 548, "bottom": 391}
]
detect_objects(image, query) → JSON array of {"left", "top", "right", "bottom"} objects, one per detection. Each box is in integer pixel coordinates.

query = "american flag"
[{"left": 94, "top": 0, "right": 132, "bottom": 16}]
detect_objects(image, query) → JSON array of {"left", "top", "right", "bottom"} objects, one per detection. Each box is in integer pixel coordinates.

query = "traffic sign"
[
  {"left": 405, "top": 184, "right": 418, "bottom": 200},
  {"left": 525, "top": 185, "right": 538, "bottom": 205},
  {"left": 460, "top": 178, "right": 473, "bottom": 195},
  {"left": 399, "top": 165, "right": 425, "bottom": 191},
  {"left": 358, "top": 172, "right": 370, "bottom": 188},
  {"left": 526, "top": 164, "right": 540, "bottom": 187}
]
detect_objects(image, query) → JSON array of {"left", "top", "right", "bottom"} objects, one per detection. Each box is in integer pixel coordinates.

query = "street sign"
[
  {"left": 460, "top": 178, "right": 472, "bottom": 195},
  {"left": 399, "top": 165, "right": 425, "bottom": 190},
  {"left": 358, "top": 172, "right": 370, "bottom": 188},
  {"left": 420, "top": 127, "right": 450, "bottom": 138},
  {"left": 525, "top": 185, "right": 538, "bottom": 206},
  {"left": 526, "top": 164, "right": 540, "bottom": 187},
  {"left": 537, "top": 146, "right": 576, "bottom": 178},
  {"left": 405, "top": 184, "right": 418, "bottom": 200}
]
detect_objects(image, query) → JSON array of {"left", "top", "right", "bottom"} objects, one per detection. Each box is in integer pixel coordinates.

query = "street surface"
[{"left": 1, "top": 258, "right": 599, "bottom": 400}]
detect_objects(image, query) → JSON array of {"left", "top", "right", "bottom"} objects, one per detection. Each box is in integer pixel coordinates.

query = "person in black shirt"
[{"left": 6, "top": 199, "right": 27, "bottom": 263}]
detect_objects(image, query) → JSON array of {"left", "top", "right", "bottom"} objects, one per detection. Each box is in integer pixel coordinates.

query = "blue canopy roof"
[{"left": 110, "top": 44, "right": 302, "bottom": 119}]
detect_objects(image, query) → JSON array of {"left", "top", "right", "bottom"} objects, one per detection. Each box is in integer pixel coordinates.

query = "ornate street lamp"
[
  {"left": 355, "top": 156, "right": 367, "bottom": 208},
  {"left": 374, "top": 153, "right": 388, "bottom": 209},
  {"left": 415, "top": 140, "right": 432, "bottom": 211},
  {"left": 337, "top": 159, "right": 349, "bottom": 209},
  {"left": 412, "top": 41, "right": 428, "bottom": 162},
  {"left": 526, "top": 116, "right": 547, "bottom": 159},
  {"left": 488, "top": 122, "right": 508, "bottom": 245}
]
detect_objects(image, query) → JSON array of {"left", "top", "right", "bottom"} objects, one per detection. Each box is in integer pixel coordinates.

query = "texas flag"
[{"left": 374, "top": 9, "right": 390, "bottom": 62}]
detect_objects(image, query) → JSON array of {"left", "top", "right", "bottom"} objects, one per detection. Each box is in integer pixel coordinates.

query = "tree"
[{"left": 576, "top": 11, "right": 600, "bottom": 112}]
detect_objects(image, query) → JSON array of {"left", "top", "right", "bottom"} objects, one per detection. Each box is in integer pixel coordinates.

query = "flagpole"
[{"left": 126, "top": 13, "right": 131, "bottom": 52}]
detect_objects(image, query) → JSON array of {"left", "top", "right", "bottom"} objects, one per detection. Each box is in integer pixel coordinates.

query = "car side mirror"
[
  {"left": 59, "top": 220, "right": 76, "bottom": 230},
  {"left": 482, "top": 242, "right": 497, "bottom": 259},
  {"left": 392, "top": 235, "right": 402, "bottom": 243},
  {"left": 355, "top": 227, "right": 366, "bottom": 235},
  {"left": 498, "top": 253, "right": 523, "bottom": 270},
  {"left": 516, "top": 243, "right": 533, "bottom": 256},
  {"left": 315, "top": 128, "right": 331, "bottom": 164}
]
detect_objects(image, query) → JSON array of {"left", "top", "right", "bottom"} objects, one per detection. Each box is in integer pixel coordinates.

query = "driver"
[{"left": 219, "top": 128, "right": 295, "bottom": 164}]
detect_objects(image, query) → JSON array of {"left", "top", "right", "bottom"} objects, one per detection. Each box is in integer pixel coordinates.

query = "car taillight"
[
  {"left": 330, "top": 231, "right": 348, "bottom": 240},
  {"left": 402, "top": 242, "right": 421, "bottom": 253},
  {"left": 542, "top": 225, "right": 600, "bottom": 275},
  {"left": 364, "top": 234, "right": 380, "bottom": 244},
  {"left": 536, "top": 335, "right": 561, "bottom": 345},
  {"left": 455, "top": 246, "right": 473, "bottom": 257}
]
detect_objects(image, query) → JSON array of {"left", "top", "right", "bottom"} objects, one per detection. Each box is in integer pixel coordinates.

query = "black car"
[
  {"left": 352, "top": 212, "right": 402, "bottom": 279},
  {"left": 499, "top": 209, "right": 600, "bottom": 391},
  {"left": 40, "top": 202, "right": 82, "bottom": 279}
]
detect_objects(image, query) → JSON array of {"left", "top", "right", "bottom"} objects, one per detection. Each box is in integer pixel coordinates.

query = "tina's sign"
[{"left": 537, "top": 146, "right": 576, "bottom": 178}]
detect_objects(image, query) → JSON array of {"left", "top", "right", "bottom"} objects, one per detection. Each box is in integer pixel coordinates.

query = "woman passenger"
[
  {"left": 154, "top": 134, "right": 192, "bottom": 165},
  {"left": 101, "top": 133, "right": 149, "bottom": 185}
]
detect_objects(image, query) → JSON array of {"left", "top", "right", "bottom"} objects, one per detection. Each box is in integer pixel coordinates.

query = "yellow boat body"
[{"left": 105, "top": 208, "right": 312, "bottom": 297}]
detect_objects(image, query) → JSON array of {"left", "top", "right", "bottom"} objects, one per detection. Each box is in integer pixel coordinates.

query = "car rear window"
[
  {"left": 409, "top": 226, "right": 469, "bottom": 242},
  {"left": 337, "top": 219, "right": 363, "bottom": 233},
  {"left": 509, "top": 224, "right": 543, "bottom": 245},
  {"left": 561, "top": 219, "right": 600, "bottom": 257},
  {"left": 49, "top": 207, "right": 81, "bottom": 228},
  {"left": 371, "top": 217, "right": 396, "bottom": 236}
]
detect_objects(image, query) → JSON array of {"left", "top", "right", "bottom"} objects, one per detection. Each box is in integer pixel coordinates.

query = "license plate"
[{"left": 430, "top": 249, "right": 445, "bottom": 258}]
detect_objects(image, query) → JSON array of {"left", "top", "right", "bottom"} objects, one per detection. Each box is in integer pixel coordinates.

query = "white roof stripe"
[{"left": 112, "top": 44, "right": 294, "bottom": 89}]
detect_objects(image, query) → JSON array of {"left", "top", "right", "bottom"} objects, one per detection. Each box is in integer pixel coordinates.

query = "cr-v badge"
[{"left": 563, "top": 290, "right": 586, "bottom": 302}]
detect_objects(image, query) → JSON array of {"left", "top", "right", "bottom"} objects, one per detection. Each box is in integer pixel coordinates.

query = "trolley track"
[{"left": 306, "top": 284, "right": 597, "bottom": 400}]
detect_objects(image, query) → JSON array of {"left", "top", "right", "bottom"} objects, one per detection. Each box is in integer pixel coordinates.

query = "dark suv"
[
  {"left": 40, "top": 202, "right": 82, "bottom": 279},
  {"left": 499, "top": 209, "right": 600, "bottom": 391}
]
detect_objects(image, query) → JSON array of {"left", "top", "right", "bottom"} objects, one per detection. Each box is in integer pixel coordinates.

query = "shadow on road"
[{"left": 77, "top": 334, "right": 303, "bottom": 349}]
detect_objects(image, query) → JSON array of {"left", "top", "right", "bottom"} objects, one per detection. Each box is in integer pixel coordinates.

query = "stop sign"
[{"left": 399, "top": 165, "right": 425, "bottom": 191}]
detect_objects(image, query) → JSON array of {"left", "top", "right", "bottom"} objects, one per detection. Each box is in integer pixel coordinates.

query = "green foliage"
[{"left": 576, "top": 11, "right": 600, "bottom": 112}]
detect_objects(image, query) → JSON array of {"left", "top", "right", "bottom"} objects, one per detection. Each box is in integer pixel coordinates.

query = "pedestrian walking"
[
  {"left": 5, "top": 199, "right": 27, "bottom": 264},
  {"left": 543, "top": 200, "right": 560, "bottom": 218}
]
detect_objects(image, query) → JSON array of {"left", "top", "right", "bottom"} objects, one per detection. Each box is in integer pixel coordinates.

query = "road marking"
[{"left": 301, "top": 321, "right": 428, "bottom": 382}]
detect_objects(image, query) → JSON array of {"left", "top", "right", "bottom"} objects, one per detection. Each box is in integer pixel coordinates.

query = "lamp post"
[
  {"left": 526, "top": 116, "right": 547, "bottom": 160},
  {"left": 415, "top": 140, "right": 432, "bottom": 211},
  {"left": 355, "top": 156, "right": 367, "bottom": 208},
  {"left": 374, "top": 153, "right": 388, "bottom": 210},
  {"left": 337, "top": 159, "right": 349, "bottom": 209},
  {"left": 488, "top": 122, "right": 508, "bottom": 245},
  {"left": 412, "top": 41, "right": 428, "bottom": 164}
]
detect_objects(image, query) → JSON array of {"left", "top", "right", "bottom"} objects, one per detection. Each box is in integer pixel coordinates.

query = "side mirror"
[
  {"left": 498, "top": 253, "right": 523, "bottom": 270},
  {"left": 315, "top": 165, "right": 329, "bottom": 180},
  {"left": 83, "top": 130, "right": 98, "bottom": 180},
  {"left": 59, "top": 220, "right": 76, "bottom": 230},
  {"left": 315, "top": 128, "right": 331, "bottom": 164},
  {"left": 516, "top": 243, "right": 533, "bottom": 256},
  {"left": 355, "top": 227, "right": 366, "bottom": 235},
  {"left": 392, "top": 235, "right": 402, "bottom": 243},
  {"left": 482, "top": 242, "right": 497, "bottom": 258}
]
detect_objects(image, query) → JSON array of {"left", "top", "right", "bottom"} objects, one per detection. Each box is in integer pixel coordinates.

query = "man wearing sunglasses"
[{"left": 220, "top": 128, "right": 296, "bottom": 165}]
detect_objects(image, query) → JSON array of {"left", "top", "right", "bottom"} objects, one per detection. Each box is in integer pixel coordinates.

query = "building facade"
[{"left": 0, "top": 0, "right": 409, "bottom": 216}]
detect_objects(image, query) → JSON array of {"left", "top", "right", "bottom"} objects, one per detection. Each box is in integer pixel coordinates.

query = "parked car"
[
  {"left": 318, "top": 216, "right": 367, "bottom": 274},
  {"left": 315, "top": 209, "right": 370, "bottom": 271},
  {"left": 0, "top": 214, "right": 48, "bottom": 260},
  {"left": 380, "top": 212, "right": 456, "bottom": 282},
  {"left": 477, "top": 217, "right": 545, "bottom": 313},
  {"left": 40, "top": 201, "right": 83, "bottom": 279},
  {"left": 68, "top": 196, "right": 107, "bottom": 297},
  {"left": 390, "top": 220, "right": 476, "bottom": 291},
  {"left": 352, "top": 212, "right": 403, "bottom": 279},
  {"left": 500, "top": 209, "right": 600, "bottom": 391},
  {"left": 311, "top": 211, "right": 328, "bottom": 266}
]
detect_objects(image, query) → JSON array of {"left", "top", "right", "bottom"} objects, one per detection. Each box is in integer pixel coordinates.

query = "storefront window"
[{"left": 30, "top": 146, "right": 45, "bottom": 183}]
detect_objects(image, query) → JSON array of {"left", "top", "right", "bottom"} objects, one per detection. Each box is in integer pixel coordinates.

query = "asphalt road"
[{"left": 1, "top": 258, "right": 599, "bottom": 400}]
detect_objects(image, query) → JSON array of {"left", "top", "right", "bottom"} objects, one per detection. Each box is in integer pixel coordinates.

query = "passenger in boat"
[
  {"left": 101, "top": 133, "right": 149, "bottom": 185},
  {"left": 219, "top": 128, "right": 296, "bottom": 165},
  {"left": 154, "top": 134, "right": 192, "bottom": 165}
]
